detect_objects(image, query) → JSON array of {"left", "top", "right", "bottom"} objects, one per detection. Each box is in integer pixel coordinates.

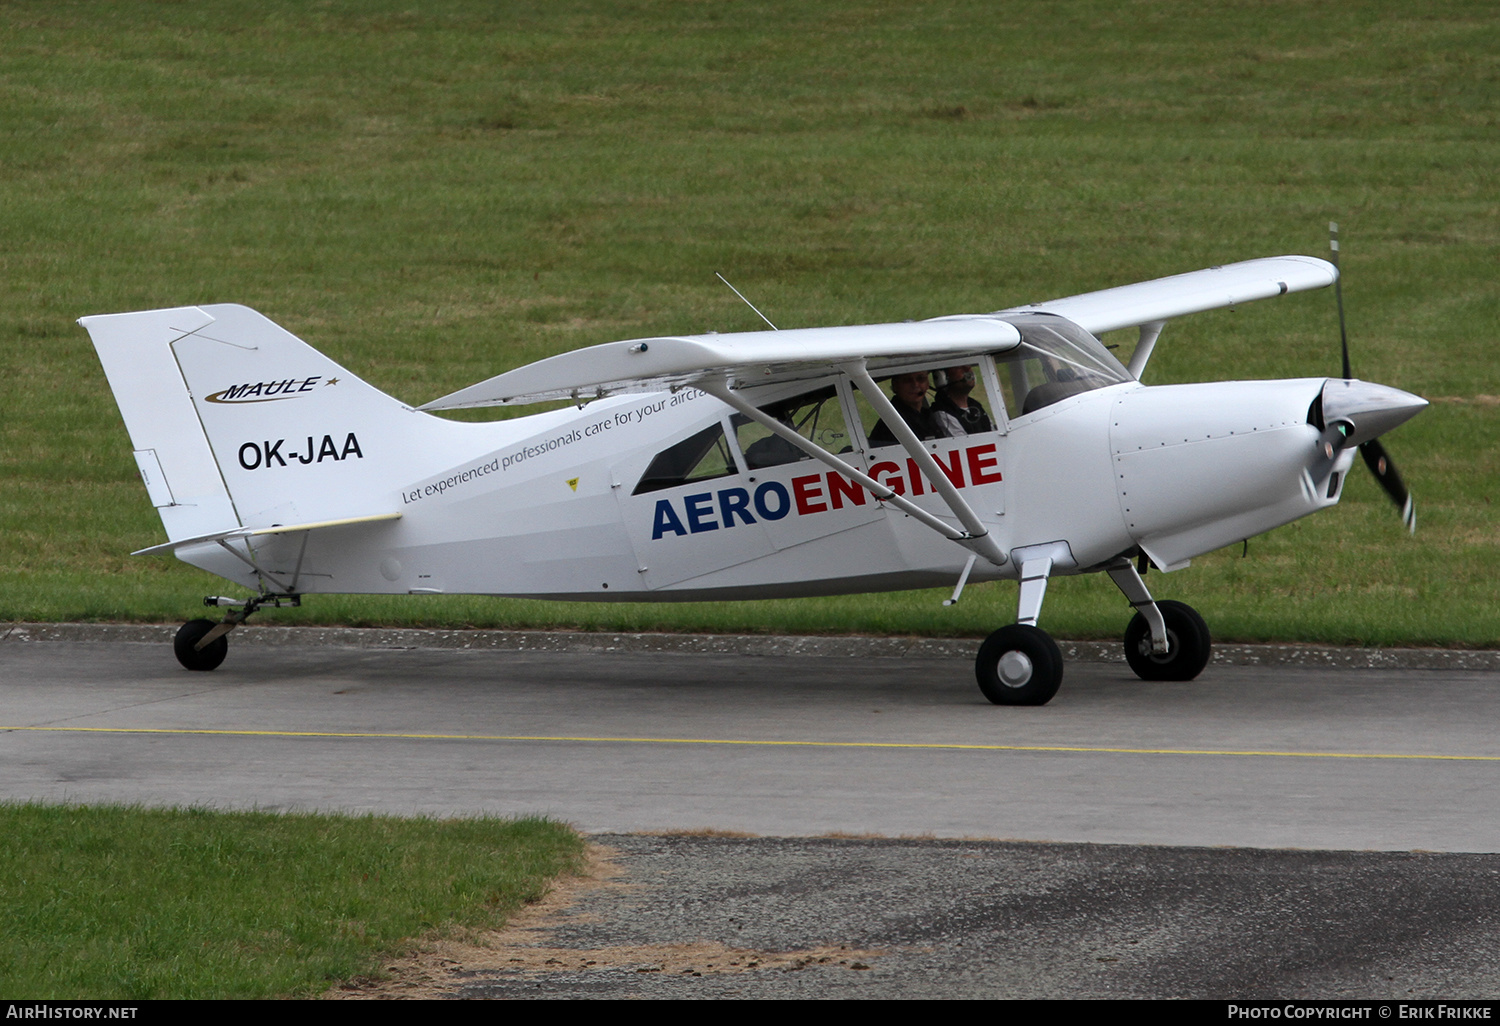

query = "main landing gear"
[
  {"left": 974, "top": 553, "right": 1211, "bottom": 706},
  {"left": 976, "top": 624, "right": 1064, "bottom": 705},
  {"left": 173, "top": 593, "right": 299, "bottom": 671},
  {"left": 1123, "top": 599, "right": 1212, "bottom": 682}
]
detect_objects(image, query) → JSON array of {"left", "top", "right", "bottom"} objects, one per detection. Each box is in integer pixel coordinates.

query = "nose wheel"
[{"left": 976, "top": 624, "right": 1063, "bottom": 706}]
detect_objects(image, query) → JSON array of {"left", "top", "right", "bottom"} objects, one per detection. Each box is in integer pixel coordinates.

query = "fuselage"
[{"left": 175, "top": 371, "right": 1357, "bottom": 601}]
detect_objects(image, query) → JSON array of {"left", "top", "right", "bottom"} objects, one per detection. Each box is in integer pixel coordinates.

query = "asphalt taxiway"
[{"left": 4, "top": 625, "right": 1498, "bottom": 852}]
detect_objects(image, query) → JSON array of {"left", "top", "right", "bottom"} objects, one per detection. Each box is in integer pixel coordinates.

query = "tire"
[
  {"left": 1123, "top": 600, "right": 1211, "bottom": 681},
  {"left": 975, "top": 624, "right": 1063, "bottom": 706},
  {"left": 174, "top": 619, "right": 228, "bottom": 672}
]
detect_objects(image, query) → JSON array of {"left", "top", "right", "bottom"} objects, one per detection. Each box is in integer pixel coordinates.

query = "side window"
[
  {"left": 632, "top": 422, "right": 737, "bottom": 495},
  {"left": 850, "top": 371, "right": 935, "bottom": 450},
  {"left": 850, "top": 364, "right": 999, "bottom": 448},
  {"left": 735, "top": 385, "right": 851, "bottom": 468},
  {"left": 996, "top": 353, "right": 1045, "bottom": 417}
]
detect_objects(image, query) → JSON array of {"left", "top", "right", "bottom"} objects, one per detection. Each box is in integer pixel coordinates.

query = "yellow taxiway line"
[{"left": 2, "top": 724, "right": 1497, "bottom": 762}]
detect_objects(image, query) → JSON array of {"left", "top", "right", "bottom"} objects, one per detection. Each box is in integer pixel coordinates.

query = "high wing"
[
  {"left": 420, "top": 318, "right": 1022, "bottom": 410},
  {"left": 423, "top": 256, "right": 1335, "bottom": 411},
  {"left": 991, "top": 255, "right": 1337, "bottom": 335}
]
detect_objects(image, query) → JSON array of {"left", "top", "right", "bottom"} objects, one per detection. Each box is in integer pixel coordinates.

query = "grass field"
[
  {"left": 0, "top": 804, "right": 585, "bottom": 999},
  {"left": 2, "top": 0, "right": 1496, "bottom": 646}
]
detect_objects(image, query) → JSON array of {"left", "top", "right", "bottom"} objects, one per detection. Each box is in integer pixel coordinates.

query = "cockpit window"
[
  {"left": 632, "top": 422, "right": 737, "bottom": 495},
  {"left": 997, "top": 314, "right": 1131, "bottom": 416},
  {"left": 846, "top": 364, "right": 1000, "bottom": 447}
]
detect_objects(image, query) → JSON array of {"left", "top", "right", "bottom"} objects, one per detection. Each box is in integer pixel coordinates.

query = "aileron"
[{"left": 998, "top": 256, "right": 1338, "bottom": 335}]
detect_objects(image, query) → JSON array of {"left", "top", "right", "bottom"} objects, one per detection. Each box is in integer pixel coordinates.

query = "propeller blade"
[
  {"left": 1359, "top": 439, "right": 1415, "bottom": 534},
  {"left": 1330, "top": 222, "right": 1351, "bottom": 380},
  {"left": 1330, "top": 224, "right": 1418, "bottom": 535}
]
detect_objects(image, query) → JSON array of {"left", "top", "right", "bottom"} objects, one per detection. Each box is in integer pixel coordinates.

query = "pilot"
[
  {"left": 868, "top": 371, "right": 939, "bottom": 446},
  {"left": 931, "top": 365, "right": 993, "bottom": 436}
]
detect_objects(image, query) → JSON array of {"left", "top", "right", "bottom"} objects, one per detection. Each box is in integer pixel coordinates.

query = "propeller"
[{"left": 1326, "top": 222, "right": 1418, "bottom": 534}]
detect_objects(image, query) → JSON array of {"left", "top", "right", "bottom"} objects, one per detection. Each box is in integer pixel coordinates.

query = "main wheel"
[
  {"left": 975, "top": 625, "right": 1063, "bottom": 706},
  {"left": 1123, "top": 600, "right": 1211, "bottom": 681},
  {"left": 174, "top": 619, "right": 228, "bottom": 672}
]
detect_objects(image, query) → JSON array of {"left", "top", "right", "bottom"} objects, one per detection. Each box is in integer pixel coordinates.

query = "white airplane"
[{"left": 80, "top": 252, "right": 1426, "bottom": 705}]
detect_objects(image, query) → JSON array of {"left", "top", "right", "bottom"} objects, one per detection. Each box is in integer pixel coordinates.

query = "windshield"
[{"left": 996, "top": 314, "right": 1131, "bottom": 416}]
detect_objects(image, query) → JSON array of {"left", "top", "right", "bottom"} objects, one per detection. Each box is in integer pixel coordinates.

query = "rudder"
[{"left": 81, "top": 306, "right": 238, "bottom": 542}]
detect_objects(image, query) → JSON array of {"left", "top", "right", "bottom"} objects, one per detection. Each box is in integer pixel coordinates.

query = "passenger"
[
  {"left": 931, "top": 365, "right": 993, "bottom": 436},
  {"left": 868, "top": 371, "right": 940, "bottom": 447}
]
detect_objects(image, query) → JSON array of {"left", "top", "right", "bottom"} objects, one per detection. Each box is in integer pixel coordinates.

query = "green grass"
[
  {"left": 0, "top": 804, "right": 585, "bottom": 999},
  {"left": 1, "top": 0, "right": 1496, "bottom": 646}
]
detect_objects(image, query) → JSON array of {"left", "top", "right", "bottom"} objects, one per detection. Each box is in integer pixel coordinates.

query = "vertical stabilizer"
[{"left": 80, "top": 304, "right": 491, "bottom": 548}]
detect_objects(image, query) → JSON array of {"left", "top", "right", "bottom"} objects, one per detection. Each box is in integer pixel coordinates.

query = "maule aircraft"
[{"left": 81, "top": 247, "right": 1426, "bottom": 705}]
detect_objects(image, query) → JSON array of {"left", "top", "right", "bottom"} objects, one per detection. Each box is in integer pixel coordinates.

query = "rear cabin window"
[
  {"left": 734, "top": 385, "right": 852, "bottom": 468},
  {"left": 632, "top": 422, "right": 737, "bottom": 495}
]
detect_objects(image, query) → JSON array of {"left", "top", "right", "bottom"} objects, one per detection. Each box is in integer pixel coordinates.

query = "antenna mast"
[{"left": 715, "top": 273, "right": 778, "bottom": 331}]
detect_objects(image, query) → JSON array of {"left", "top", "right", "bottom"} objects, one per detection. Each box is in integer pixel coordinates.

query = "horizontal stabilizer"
[
  {"left": 422, "top": 318, "right": 1023, "bottom": 409},
  {"left": 132, "top": 511, "right": 402, "bottom": 556},
  {"left": 997, "top": 256, "right": 1338, "bottom": 335}
]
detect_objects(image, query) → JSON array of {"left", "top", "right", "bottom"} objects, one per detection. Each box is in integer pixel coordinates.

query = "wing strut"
[
  {"left": 1125, "top": 321, "right": 1166, "bottom": 380},
  {"left": 841, "top": 361, "right": 1009, "bottom": 568},
  {"left": 696, "top": 375, "right": 1007, "bottom": 569}
]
